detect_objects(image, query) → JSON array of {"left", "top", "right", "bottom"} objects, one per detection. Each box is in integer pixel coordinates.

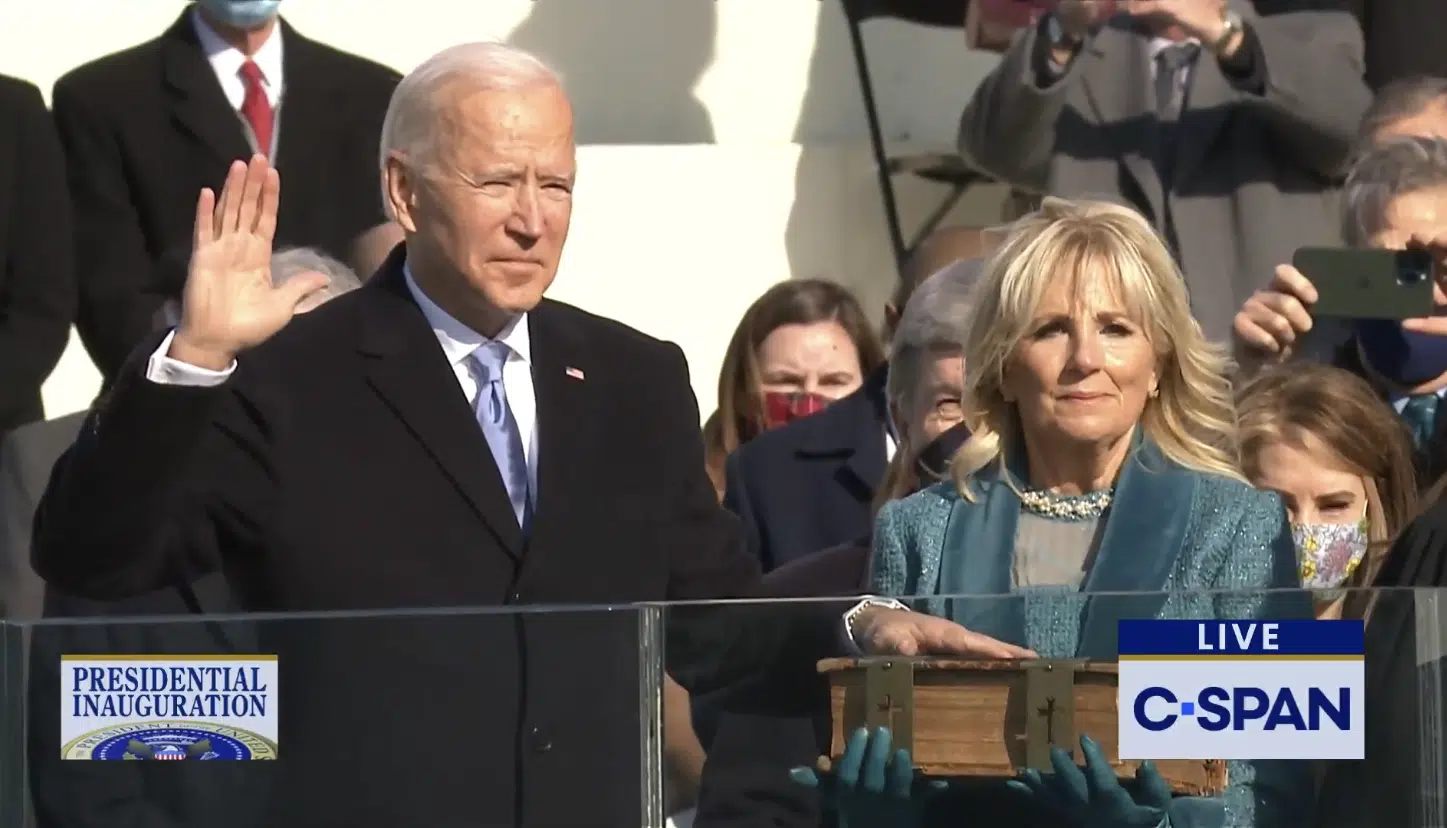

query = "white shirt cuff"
[
  {"left": 840, "top": 596, "right": 909, "bottom": 655},
  {"left": 144, "top": 330, "right": 237, "bottom": 387}
]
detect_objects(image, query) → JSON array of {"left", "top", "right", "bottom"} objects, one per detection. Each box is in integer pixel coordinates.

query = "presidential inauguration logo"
[{"left": 60, "top": 655, "right": 278, "bottom": 761}]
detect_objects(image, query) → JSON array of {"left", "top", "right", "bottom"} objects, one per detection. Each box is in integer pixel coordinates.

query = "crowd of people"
[{"left": 3, "top": 0, "right": 1447, "bottom": 827}]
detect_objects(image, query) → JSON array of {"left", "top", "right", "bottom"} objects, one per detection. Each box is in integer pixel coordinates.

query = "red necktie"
[{"left": 239, "top": 60, "right": 274, "bottom": 157}]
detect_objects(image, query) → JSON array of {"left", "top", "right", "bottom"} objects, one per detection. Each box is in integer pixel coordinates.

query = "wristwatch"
[{"left": 1210, "top": 9, "right": 1243, "bottom": 55}]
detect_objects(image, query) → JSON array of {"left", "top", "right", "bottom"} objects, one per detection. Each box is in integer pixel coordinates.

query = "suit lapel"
[
  {"left": 1076, "top": 435, "right": 1198, "bottom": 656},
  {"left": 1079, "top": 24, "right": 1165, "bottom": 227},
  {"left": 932, "top": 462, "right": 1025, "bottom": 644},
  {"left": 160, "top": 11, "right": 252, "bottom": 167},
  {"left": 358, "top": 249, "right": 524, "bottom": 558},
  {"left": 271, "top": 21, "right": 331, "bottom": 172},
  {"left": 525, "top": 302, "right": 598, "bottom": 559},
  {"left": 797, "top": 370, "right": 889, "bottom": 505},
  {"left": 1172, "top": 45, "right": 1233, "bottom": 193}
]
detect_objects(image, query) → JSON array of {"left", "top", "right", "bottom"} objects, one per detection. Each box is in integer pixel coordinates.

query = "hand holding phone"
[
  {"left": 1233, "top": 264, "right": 1319, "bottom": 358},
  {"left": 1292, "top": 247, "right": 1436, "bottom": 320}
]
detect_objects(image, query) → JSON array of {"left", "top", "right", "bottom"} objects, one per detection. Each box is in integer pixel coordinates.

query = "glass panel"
[
  {"left": 3, "top": 604, "right": 664, "bottom": 828},
  {"left": 661, "top": 589, "right": 1447, "bottom": 828}
]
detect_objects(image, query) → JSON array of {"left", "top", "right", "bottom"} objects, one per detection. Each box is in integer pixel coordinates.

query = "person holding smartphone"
[
  {"left": 957, "top": 0, "right": 1369, "bottom": 344},
  {"left": 1234, "top": 136, "right": 1447, "bottom": 481}
]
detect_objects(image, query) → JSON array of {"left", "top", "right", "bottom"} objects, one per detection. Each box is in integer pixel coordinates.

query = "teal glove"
[
  {"left": 789, "top": 727, "right": 947, "bottom": 828},
  {"left": 1005, "top": 734, "right": 1171, "bottom": 828}
]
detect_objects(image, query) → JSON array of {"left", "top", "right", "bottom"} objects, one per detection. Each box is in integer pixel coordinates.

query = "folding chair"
[{"left": 839, "top": 0, "right": 997, "bottom": 278}]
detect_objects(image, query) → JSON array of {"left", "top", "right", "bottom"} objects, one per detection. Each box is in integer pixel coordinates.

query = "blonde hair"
[{"left": 949, "top": 198, "right": 1242, "bottom": 498}]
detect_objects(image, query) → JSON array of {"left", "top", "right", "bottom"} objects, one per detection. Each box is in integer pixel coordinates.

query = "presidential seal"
[{"left": 62, "top": 720, "right": 278, "bottom": 760}]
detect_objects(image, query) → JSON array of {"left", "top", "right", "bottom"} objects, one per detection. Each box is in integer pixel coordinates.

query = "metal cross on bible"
[
  {"left": 876, "top": 693, "right": 906, "bottom": 729},
  {"left": 1037, "top": 697, "right": 1060, "bottom": 745}
]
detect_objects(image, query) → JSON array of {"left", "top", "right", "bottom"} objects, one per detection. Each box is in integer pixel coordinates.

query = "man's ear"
[{"left": 383, "top": 153, "right": 420, "bottom": 234}]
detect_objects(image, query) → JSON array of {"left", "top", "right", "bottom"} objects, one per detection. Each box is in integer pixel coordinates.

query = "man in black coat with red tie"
[
  {"left": 52, "top": 0, "right": 401, "bottom": 388},
  {"left": 33, "top": 42, "right": 763, "bottom": 828}
]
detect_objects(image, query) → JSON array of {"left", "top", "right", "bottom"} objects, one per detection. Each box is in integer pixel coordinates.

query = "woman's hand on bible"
[
  {"left": 171, "top": 154, "right": 329, "bottom": 371},
  {"left": 1006, "top": 734, "right": 1171, "bottom": 828},
  {"left": 854, "top": 607, "right": 1038, "bottom": 659},
  {"left": 790, "top": 727, "right": 946, "bottom": 828}
]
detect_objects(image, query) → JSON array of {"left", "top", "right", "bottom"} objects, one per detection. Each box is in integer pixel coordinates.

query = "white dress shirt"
[
  {"left": 1148, "top": 35, "right": 1201, "bottom": 103},
  {"left": 191, "top": 8, "right": 284, "bottom": 111},
  {"left": 142, "top": 267, "right": 541, "bottom": 503}
]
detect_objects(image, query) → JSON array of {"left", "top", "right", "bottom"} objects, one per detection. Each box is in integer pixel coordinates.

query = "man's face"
[
  {"left": 1369, "top": 186, "right": 1447, "bottom": 251},
  {"left": 897, "top": 346, "right": 966, "bottom": 451},
  {"left": 1376, "top": 104, "right": 1447, "bottom": 144},
  {"left": 389, "top": 82, "right": 576, "bottom": 322}
]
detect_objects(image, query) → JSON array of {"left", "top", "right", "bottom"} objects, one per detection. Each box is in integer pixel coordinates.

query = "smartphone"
[{"left": 1291, "top": 247, "right": 1436, "bottom": 319}]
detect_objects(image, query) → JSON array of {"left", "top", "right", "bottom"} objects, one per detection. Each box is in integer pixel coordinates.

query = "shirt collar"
[
  {"left": 191, "top": 7, "right": 285, "bottom": 99},
  {"left": 403, "top": 262, "right": 531, "bottom": 367},
  {"left": 1148, "top": 36, "right": 1201, "bottom": 61}
]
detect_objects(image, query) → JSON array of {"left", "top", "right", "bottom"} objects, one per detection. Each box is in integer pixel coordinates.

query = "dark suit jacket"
[
  {"left": 31, "top": 247, "right": 764, "bottom": 828},
  {"left": 29, "top": 573, "right": 270, "bottom": 828},
  {"left": 51, "top": 10, "right": 400, "bottom": 386},
  {"left": 0, "top": 75, "right": 74, "bottom": 437},
  {"left": 723, "top": 368, "right": 889, "bottom": 572},
  {"left": 1346, "top": 0, "right": 1447, "bottom": 89},
  {"left": 0, "top": 412, "right": 85, "bottom": 621},
  {"left": 694, "top": 539, "right": 871, "bottom": 828},
  {"left": 1330, "top": 339, "right": 1447, "bottom": 485},
  {"left": 1313, "top": 500, "right": 1447, "bottom": 828}
]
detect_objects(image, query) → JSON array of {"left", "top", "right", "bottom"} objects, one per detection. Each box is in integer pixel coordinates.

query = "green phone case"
[{"left": 1292, "top": 247, "right": 1436, "bottom": 320}]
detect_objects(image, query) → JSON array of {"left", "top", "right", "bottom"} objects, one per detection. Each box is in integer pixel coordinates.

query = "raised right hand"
[
  {"left": 1232, "top": 264, "right": 1318, "bottom": 360},
  {"left": 170, "top": 155, "right": 329, "bottom": 370},
  {"left": 854, "top": 607, "right": 1037, "bottom": 659}
]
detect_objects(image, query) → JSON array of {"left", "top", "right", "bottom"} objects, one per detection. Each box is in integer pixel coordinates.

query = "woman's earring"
[{"left": 1149, "top": 387, "right": 1160, "bottom": 399}]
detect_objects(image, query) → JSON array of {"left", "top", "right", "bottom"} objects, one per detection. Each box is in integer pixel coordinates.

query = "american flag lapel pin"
[{"left": 565, "top": 366, "right": 585, "bottom": 381}]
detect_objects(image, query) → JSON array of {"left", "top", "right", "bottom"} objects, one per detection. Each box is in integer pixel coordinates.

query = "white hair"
[
  {"left": 157, "top": 248, "right": 360, "bottom": 327},
  {"left": 1342, "top": 135, "right": 1447, "bottom": 247},
  {"left": 271, "top": 247, "right": 362, "bottom": 299},
  {"left": 378, "top": 42, "right": 563, "bottom": 217},
  {"left": 885, "top": 258, "right": 984, "bottom": 428}
]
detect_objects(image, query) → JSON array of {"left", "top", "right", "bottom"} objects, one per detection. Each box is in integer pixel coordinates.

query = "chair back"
[{"left": 842, "top": 0, "right": 968, "bottom": 28}]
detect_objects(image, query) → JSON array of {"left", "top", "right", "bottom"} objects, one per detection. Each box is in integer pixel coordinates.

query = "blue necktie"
[
  {"left": 469, "top": 342, "right": 532, "bottom": 533},
  {"left": 1402, "top": 394, "right": 1440, "bottom": 450}
]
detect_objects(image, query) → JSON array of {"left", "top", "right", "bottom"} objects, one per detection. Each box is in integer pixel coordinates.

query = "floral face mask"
[{"left": 1292, "top": 520, "right": 1369, "bottom": 589}]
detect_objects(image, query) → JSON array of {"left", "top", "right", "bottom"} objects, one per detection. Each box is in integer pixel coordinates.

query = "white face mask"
[{"left": 1292, "top": 521, "right": 1369, "bottom": 589}]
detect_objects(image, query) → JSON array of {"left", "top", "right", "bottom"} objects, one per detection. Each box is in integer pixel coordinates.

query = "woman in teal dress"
[{"left": 850, "top": 198, "right": 1313, "bottom": 828}]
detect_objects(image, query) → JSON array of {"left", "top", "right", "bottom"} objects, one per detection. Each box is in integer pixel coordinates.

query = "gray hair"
[
  {"left": 271, "top": 247, "right": 362, "bottom": 300},
  {"left": 378, "top": 42, "right": 563, "bottom": 217},
  {"left": 1357, "top": 76, "right": 1447, "bottom": 147},
  {"left": 1342, "top": 135, "right": 1447, "bottom": 247},
  {"left": 157, "top": 247, "right": 361, "bottom": 327},
  {"left": 885, "top": 258, "right": 985, "bottom": 424}
]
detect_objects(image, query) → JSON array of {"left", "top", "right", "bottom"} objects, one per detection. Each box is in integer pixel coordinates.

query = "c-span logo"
[
  {"left": 60, "top": 655, "right": 278, "bottom": 761},
  {"left": 1117, "top": 620, "right": 1363, "bottom": 760}
]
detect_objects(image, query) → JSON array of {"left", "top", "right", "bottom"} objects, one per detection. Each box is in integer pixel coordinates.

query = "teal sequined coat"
[{"left": 871, "top": 437, "right": 1313, "bottom": 828}]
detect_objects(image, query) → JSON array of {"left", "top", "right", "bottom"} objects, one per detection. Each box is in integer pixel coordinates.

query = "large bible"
[{"left": 819, "top": 657, "right": 1228, "bottom": 795}]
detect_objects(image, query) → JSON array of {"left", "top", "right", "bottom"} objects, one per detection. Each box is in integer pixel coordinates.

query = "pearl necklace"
[{"left": 1017, "top": 487, "right": 1113, "bottom": 521}]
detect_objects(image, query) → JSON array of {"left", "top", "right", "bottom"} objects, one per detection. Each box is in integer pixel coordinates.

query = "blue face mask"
[
  {"left": 1356, "top": 319, "right": 1447, "bottom": 387},
  {"left": 196, "top": 0, "right": 281, "bottom": 31}
]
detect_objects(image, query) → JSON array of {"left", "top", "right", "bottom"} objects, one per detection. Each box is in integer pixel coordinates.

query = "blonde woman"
[{"left": 852, "top": 198, "right": 1311, "bottom": 828}]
